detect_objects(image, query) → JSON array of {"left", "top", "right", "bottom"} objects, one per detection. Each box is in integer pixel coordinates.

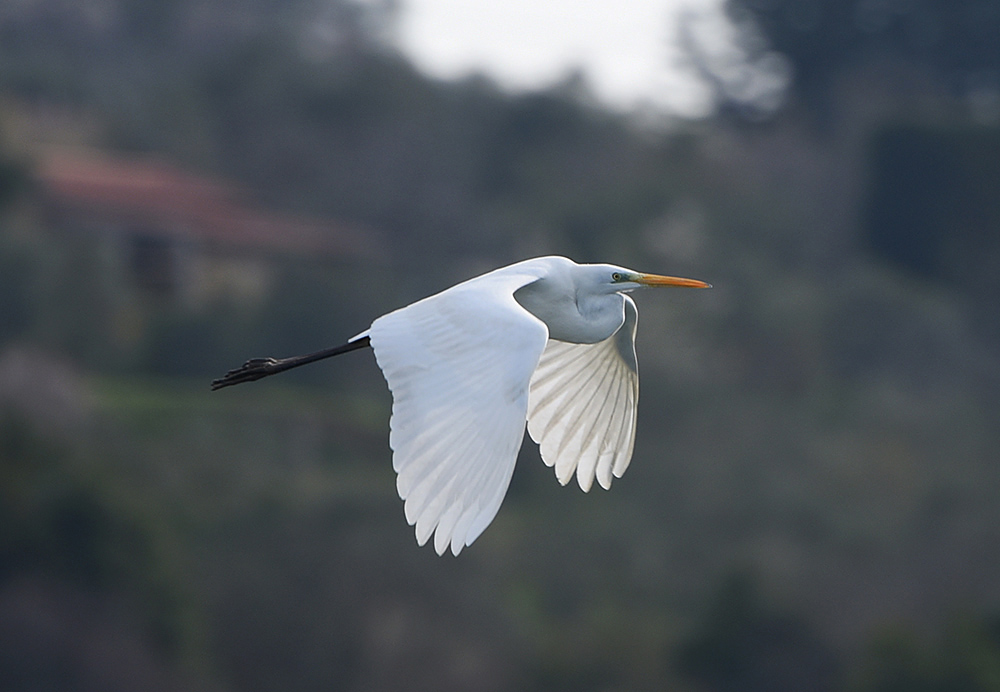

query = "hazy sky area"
[{"left": 392, "top": 0, "right": 720, "bottom": 116}]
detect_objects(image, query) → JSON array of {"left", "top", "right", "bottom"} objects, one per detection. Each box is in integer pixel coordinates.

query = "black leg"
[{"left": 211, "top": 336, "right": 371, "bottom": 390}]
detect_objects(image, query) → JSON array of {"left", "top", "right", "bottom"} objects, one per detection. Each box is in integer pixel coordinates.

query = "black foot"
[{"left": 211, "top": 357, "right": 282, "bottom": 390}]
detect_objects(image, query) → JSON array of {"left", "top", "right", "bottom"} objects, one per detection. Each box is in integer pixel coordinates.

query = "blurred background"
[{"left": 2, "top": 0, "right": 1000, "bottom": 690}]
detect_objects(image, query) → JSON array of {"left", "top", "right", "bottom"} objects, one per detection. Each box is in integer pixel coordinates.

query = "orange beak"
[{"left": 635, "top": 273, "right": 712, "bottom": 288}]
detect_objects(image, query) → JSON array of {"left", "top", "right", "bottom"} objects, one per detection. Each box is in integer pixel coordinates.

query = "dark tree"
[{"left": 684, "top": 0, "right": 1000, "bottom": 120}]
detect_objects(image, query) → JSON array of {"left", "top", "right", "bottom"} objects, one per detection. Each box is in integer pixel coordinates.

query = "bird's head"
[{"left": 591, "top": 264, "right": 712, "bottom": 293}]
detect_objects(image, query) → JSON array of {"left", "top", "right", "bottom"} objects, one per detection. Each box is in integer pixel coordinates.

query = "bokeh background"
[{"left": 2, "top": 1, "right": 1000, "bottom": 690}]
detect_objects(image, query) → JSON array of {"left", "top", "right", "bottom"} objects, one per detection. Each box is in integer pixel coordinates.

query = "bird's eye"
[{"left": 611, "top": 272, "right": 623, "bottom": 282}]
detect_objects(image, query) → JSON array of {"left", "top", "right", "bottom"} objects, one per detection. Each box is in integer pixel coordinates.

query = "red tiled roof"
[{"left": 36, "top": 150, "right": 373, "bottom": 258}]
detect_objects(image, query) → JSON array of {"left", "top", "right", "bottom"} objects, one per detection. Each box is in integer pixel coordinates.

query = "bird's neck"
[{"left": 515, "top": 284, "right": 625, "bottom": 344}]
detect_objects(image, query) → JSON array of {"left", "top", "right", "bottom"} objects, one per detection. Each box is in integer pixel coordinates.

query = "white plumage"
[
  {"left": 213, "top": 256, "right": 708, "bottom": 555},
  {"left": 526, "top": 298, "right": 638, "bottom": 493},
  {"left": 357, "top": 256, "right": 708, "bottom": 555}
]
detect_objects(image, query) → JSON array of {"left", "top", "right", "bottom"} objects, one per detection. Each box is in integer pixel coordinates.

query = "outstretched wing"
[
  {"left": 526, "top": 296, "right": 639, "bottom": 492},
  {"left": 366, "top": 271, "right": 548, "bottom": 556}
]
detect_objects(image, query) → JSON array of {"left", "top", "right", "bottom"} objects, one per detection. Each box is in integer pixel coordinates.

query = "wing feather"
[
  {"left": 368, "top": 270, "right": 548, "bottom": 555},
  {"left": 527, "top": 296, "right": 640, "bottom": 492}
]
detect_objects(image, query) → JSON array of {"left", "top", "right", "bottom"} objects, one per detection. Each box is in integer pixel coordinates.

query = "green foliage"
[
  {"left": 1, "top": 1, "right": 1000, "bottom": 690},
  {"left": 0, "top": 153, "right": 24, "bottom": 210},
  {"left": 0, "top": 413, "right": 197, "bottom": 656},
  {"left": 852, "top": 616, "right": 1000, "bottom": 692},
  {"left": 0, "top": 234, "right": 36, "bottom": 344},
  {"left": 675, "top": 572, "right": 840, "bottom": 692}
]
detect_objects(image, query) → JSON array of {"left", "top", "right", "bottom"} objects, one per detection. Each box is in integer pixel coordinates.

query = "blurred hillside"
[{"left": 2, "top": 1, "right": 1000, "bottom": 691}]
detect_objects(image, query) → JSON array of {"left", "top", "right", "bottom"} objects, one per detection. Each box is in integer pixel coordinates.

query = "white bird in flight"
[{"left": 212, "top": 256, "right": 710, "bottom": 555}]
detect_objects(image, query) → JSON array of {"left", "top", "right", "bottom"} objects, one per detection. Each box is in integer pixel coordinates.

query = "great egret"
[{"left": 212, "top": 256, "right": 710, "bottom": 555}]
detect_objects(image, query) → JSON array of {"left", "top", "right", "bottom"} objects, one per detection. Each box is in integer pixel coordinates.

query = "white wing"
[
  {"left": 526, "top": 296, "right": 639, "bottom": 492},
  {"left": 366, "top": 271, "right": 548, "bottom": 556}
]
